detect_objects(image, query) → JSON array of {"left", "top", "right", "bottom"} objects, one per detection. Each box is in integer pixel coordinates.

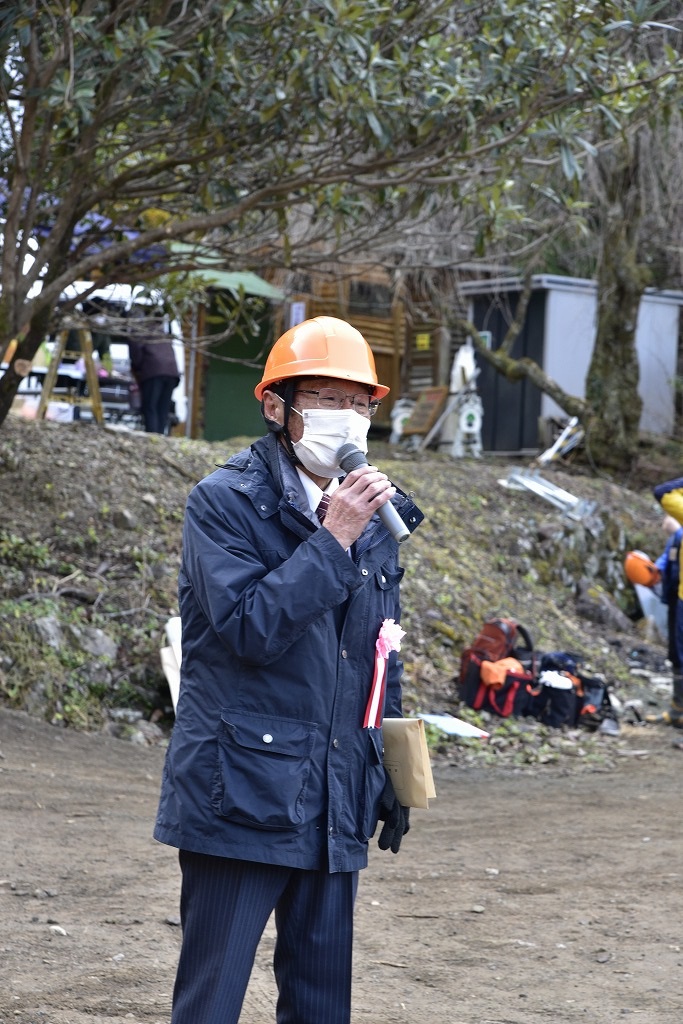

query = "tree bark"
[
  {"left": 461, "top": 314, "right": 589, "bottom": 420},
  {"left": 583, "top": 233, "right": 647, "bottom": 470},
  {"left": 583, "top": 144, "right": 650, "bottom": 471},
  {"left": 0, "top": 307, "right": 55, "bottom": 424}
]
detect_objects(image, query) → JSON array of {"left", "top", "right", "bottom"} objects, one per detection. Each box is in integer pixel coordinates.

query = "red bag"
[
  {"left": 458, "top": 618, "right": 538, "bottom": 718},
  {"left": 459, "top": 618, "right": 534, "bottom": 688},
  {"left": 460, "top": 652, "right": 539, "bottom": 718}
]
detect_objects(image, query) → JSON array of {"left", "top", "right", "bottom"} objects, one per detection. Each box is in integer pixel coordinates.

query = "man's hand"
[
  {"left": 376, "top": 774, "right": 410, "bottom": 854},
  {"left": 322, "top": 465, "right": 395, "bottom": 549}
]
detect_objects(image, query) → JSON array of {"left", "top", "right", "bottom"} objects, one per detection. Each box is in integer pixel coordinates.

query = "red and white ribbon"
[{"left": 364, "top": 619, "right": 406, "bottom": 729}]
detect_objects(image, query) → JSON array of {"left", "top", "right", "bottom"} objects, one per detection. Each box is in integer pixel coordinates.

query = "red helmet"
[{"left": 623, "top": 550, "right": 661, "bottom": 587}]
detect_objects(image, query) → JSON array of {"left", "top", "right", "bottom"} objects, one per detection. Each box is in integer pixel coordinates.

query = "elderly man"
[{"left": 154, "top": 316, "right": 423, "bottom": 1024}]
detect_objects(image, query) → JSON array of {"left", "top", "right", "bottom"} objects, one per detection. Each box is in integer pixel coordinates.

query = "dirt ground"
[{"left": 2, "top": 707, "right": 682, "bottom": 1024}]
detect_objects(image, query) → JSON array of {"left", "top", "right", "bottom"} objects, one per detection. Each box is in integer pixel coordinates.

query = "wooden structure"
[
  {"left": 183, "top": 268, "right": 408, "bottom": 440},
  {"left": 288, "top": 270, "right": 406, "bottom": 429},
  {"left": 181, "top": 262, "right": 478, "bottom": 442},
  {"left": 37, "top": 328, "right": 104, "bottom": 424},
  {"left": 400, "top": 385, "right": 449, "bottom": 438}
]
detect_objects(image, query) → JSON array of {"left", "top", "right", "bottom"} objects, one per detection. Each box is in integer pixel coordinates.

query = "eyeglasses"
[{"left": 294, "top": 388, "right": 381, "bottom": 418}]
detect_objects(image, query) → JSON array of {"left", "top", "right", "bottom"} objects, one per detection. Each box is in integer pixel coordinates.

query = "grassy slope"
[{"left": 0, "top": 417, "right": 673, "bottom": 743}]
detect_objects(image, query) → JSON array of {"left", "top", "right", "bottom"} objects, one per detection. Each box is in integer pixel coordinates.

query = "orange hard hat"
[
  {"left": 623, "top": 550, "right": 661, "bottom": 587},
  {"left": 254, "top": 316, "right": 389, "bottom": 401}
]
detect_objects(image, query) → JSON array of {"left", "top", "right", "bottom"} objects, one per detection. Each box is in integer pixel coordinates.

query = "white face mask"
[{"left": 291, "top": 407, "right": 371, "bottom": 478}]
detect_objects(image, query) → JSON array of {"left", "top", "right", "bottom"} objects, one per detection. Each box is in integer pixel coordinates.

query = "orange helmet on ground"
[
  {"left": 254, "top": 316, "right": 389, "bottom": 401},
  {"left": 624, "top": 550, "right": 661, "bottom": 587}
]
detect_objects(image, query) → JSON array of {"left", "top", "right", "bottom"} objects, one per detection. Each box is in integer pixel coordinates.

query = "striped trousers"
[{"left": 171, "top": 851, "right": 359, "bottom": 1024}]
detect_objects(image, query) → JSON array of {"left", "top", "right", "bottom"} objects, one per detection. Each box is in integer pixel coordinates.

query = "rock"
[
  {"left": 33, "top": 616, "right": 64, "bottom": 650},
  {"left": 575, "top": 578, "right": 633, "bottom": 632},
  {"left": 126, "top": 719, "right": 165, "bottom": 746},
  {"left": 137, "top": 719, "right": 165, "bottom": 744},
  {"left": 112, "top": 507, "right": 137, "bottom": 529},
  {"left": 108, "top": 708, "right": 144, "bottom": 723},
  {"left": 67, "top": 624, "right": 118, "bottom": 660}
]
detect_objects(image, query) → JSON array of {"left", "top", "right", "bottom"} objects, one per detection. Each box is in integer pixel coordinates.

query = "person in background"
[
  {"left": 648, "top": 481, "right": 683, "bottom": 729},
  {"left": 126, "top": 307, "right": 180, "bottom": 434},
  {"left": 154, "top": 316, "right": 423, "bottom": 1024},
  {"left": 654, "top": 514, "right": 683, "bottom": 672}
]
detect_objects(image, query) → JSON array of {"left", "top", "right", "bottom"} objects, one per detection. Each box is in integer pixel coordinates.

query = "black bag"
[
  {"left": 530, "top": 653, "right": 616, "bottom": 731},
  {"left": 531, "top": 681, "right": 579, "bottom": 727},
  {"left": 528, "top": 651, "right": 582, "bottom": 727}
]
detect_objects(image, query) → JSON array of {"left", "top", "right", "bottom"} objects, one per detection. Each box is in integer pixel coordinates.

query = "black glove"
[{"left": 376, "top": 774, "right": 410, "bottom": 854}]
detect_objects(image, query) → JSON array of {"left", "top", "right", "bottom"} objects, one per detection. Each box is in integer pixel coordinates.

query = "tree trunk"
[
  {"left": 583, "top": 142, "right": 650, "bottom": 472},
  {"left": 0, "top": 310, "right": 54, "bottom": 427},
  {"left": 583, "top": 232, "right": 647, "bottom": 470}
]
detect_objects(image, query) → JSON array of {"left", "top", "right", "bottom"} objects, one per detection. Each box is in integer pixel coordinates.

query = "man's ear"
[{"left": 262, "top": 390, "right": 284, "bottom": 428}]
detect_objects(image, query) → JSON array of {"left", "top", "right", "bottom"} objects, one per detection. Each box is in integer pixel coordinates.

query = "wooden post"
[{"left": 37, "top": 328, "right": 104, "bottom": 424}]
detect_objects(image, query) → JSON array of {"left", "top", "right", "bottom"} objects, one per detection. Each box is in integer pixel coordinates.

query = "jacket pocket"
[
  {"left": 361, "top": 727, "right": 386, "bottom": 840},
  {"left": 375, "top": 567, "right": 405, "bottom": 590},
  {"left": 212, "top": 709, "right": 318, "bottom": 831}
]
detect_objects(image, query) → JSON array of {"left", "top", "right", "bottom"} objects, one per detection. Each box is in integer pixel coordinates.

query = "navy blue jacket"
[
  {"left": 655, "top": 528, "right": 683, "bottom": 605},
  {"left": 154, "top": 433, "right": 423, "bottom": 873}
]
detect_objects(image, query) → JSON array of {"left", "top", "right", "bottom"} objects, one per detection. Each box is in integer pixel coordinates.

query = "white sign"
[{"left": 288, "top": 301, "right": 307, "bottom": 329}]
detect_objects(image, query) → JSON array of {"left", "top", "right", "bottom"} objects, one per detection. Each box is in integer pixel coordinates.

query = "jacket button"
[
  {"left": 381, "top": 575, "right": 386, "bottom": 583},
  {"left": 341, "top": 650, "right": 348, "bottom": 659},
  {"left": 361, "top": 568, "right": 369, "bottom": 576},
  {"left": 332, "top": 738, "right": 339, "bottom": 748},
  {"left": 260, "top": 504, "right": 267, "bottom": 512},
  {"left": 262, "top": 734, "right": 273, "bottom": 743}
]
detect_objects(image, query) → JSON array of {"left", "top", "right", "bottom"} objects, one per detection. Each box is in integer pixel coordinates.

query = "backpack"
[
  {"left": 459, "top": 618, "right": 537, "bottom": 717},
  {"left": 459, "top": 618, "right": 534, "bottom": 686}
]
